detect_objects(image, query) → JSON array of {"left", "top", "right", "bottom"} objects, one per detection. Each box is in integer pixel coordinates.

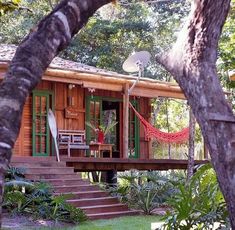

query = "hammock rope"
[{"left": 129, "top": 103, "right": 189, "bottom": 144}]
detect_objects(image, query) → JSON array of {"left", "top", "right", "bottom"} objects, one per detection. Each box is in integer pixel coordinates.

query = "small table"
[{"left": 89, "top": 143, "right": 114, "bottom": 158}]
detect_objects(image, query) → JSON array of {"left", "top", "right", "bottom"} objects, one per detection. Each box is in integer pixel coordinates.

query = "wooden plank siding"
[
  {"left": 14, "top": 81, "right": 53, "bottom": 156},
  {"left": 54, "top": 83, "right": 85, "bottom": 130},
  {"left": 13, "top": 97, "right": 32, "bottom": 156},
  {"left": 10, "top": 78, "right": 151, "bottom": 159},
  {"left": 11, "top": 79, "right": 152, "bottom": 158}
]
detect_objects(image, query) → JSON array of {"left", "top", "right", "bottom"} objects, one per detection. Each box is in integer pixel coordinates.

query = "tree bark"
[
  {"left": 157, "top": 0, "right": 235, "bottom": 227},
  {"left": 187, "top": 108, "right": 195, "bottom": 182},
  {"left": 0, "top": 0, "right": 111, "bottom": 227}
]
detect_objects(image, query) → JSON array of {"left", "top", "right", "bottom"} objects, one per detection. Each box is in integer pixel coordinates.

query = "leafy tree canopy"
[
  {"left": 0, "top": 0, "right": 188, "bottom": 79},
  {"left": 0, "top": 0, "right": 21, "bottom": 16}
]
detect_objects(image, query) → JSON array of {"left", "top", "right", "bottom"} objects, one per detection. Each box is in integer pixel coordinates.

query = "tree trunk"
[
  {"left": 0, "top": 170, "right": 4, "bottom": 227},
  {"left": 0, "top": 0, "right": 112, "bottom": 227},
  {"left": 187, "top": 108, "right": 195, "bottom": 182},
  {"left": 157, "top": 0, "right": 235, "bottom": 227}
]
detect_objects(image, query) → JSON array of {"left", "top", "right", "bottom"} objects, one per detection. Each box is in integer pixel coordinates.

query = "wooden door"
[{"left": 32, "top": 90, "right": 53, "bottom": 156}]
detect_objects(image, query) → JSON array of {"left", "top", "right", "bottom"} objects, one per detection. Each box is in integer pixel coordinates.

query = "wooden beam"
[
  {"left": 131, "top": 87, "right": 185, "bottom": 99},
  {"left": 123, "top": 83, "right": 129, "bottom": 159},
  {"left": 82, "top": 81, "right": 123, "bottom": 91},
  {"left": 43, "top": 75, "right": 83, "bottom": 85},
  {"left": 64, "top": 157, "right": 209, "bottom": 171}
]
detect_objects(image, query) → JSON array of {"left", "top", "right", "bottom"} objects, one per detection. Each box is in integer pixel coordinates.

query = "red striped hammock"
[{"left": 129, "top": 103, "right": 189, "bottom": 144}]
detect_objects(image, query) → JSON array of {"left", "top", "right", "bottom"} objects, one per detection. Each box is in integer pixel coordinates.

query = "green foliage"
[
  {"left": 4, "top": 190, "right": 27, "bottom": 212},
  {"left": 0, "top": 0, "right": 187, "bottom": 80},
  {"left": 3, "top": 167, "right": 87, "bottom": 224},
  {"left": 128, "top": 181, "right": 160, "bottom": 214},
  {"left": 86, "top": 120, "right": 118, "bottom": 137},
  {"left": 108, "top": 170, "right": 180, "bottom": 214},
  {"left": 219, "top": 0, "right": 235, "bottom": 72},
  {"left": 159, "top": 164, "right": 230, "bottom": 230},
  {"left": 151, "top": 98, "right": 205, "bottom": 160},
  {"left": 0, "top": 0, "right": 51, "bottom": 43},
  {"left": 5, "top": 166, "right": 26, "bottom": 181},
  {"left": 0, "top": 0, "right": 21, "bottom": 16}
]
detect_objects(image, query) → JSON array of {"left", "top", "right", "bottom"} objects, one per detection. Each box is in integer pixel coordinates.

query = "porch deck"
[{"left": 62, "top": 157, "right": 208, "bottom": 171}]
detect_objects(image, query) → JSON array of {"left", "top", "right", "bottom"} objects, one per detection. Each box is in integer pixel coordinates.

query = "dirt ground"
[{"left": 2, "top": 213, "right": 74, "bottom": 229}]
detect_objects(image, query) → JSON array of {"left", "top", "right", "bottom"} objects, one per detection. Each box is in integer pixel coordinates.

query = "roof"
[
  {"left": 0, "top": 44, "right": 185, "bottom": 99},
  {"left": 0, "top": 44, "right": 122, "bottom": 77}
]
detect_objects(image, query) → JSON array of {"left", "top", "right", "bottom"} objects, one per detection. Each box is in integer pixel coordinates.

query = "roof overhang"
[{"left": 0, "top": 61, "right": 185, "bottom": 99}]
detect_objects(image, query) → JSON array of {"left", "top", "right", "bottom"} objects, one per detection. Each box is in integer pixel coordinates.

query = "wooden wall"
[
  {"left": 13, "top": 97, "right": 32, "bottom": 156},
  {"left": 54, "top": 83, "right": 85, "bottom": 130},
  {"left": 13, "top": 81, "right": 53, "bottom": 156},
  {"left": 88, "top": 89, "right": 151, "bottom": 159},
  {"left": 13, "top": 81, "right": 85, "bottom": 156},
  {"left": 13, "top": 81, "right": 151, "bottom": 159}
]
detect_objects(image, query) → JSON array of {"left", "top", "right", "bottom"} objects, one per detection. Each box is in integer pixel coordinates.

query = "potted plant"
[{"left": 85, "top": 121, "right": 118, "bottom": 144}]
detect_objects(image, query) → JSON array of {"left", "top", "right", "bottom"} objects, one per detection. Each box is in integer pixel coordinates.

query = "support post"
[
  {"left": 187, "top": 108, "right": 196, "bottom": 182},
  {"left": 123, "top": 83, "right": 129, "bottom": 159}
]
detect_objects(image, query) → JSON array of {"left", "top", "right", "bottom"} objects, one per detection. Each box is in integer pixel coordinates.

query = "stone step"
[
  {"left": 54, "top": 190, "right": 109, "bottom": 199},
  {"left": 81, "top": 204, "right": 129, "bottom": 215},
  {"left": 53, "top": 184, "right": 99, "bottom": 193},
  {"left": 88, "top": 210, "right": 138, "bottom": 220},
  {"left": 67, "top": 197, "right": 120, "bottom": 207},
  {"left": 42, "top": 178, "right": 86, "bottom": 186},
  {"left": 24, "top": 167, "right": 74, "bottom": 174},
  {"left": 25, "top": 173, "right": 80, "bottom": 180}
]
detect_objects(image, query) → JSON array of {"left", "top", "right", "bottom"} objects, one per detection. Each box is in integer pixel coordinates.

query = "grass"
[
  {"left": 70, "top": 215, "right": 162, "bottom": 230},
  {"left": 33, "top": 215, "right": 163, "bottom": 230}
]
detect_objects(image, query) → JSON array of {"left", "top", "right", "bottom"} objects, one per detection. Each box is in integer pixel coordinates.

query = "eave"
[{"left": 0, "top": 61, "right": 185, "bottom": 99}]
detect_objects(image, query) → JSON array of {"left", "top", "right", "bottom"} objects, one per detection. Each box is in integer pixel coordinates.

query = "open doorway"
[{"left": 102, "top": 100, "right": 120, "bottom": 157}]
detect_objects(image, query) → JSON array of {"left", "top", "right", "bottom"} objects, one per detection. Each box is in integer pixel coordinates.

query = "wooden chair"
[{"left": 58, "top": 130, "right": 89, "bottom": 157}]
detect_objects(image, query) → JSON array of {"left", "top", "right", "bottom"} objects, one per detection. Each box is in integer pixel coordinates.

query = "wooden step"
[
  {"left": 10, "top": 156, "right": 137, "bottom": 220},
  {"left": 25, "top": 173, "right": 80, "bottom": 180},
  {"left": 11, "top": 156, "right": 57, "bottom": 162},
  {"left": 11, "top": 161, "right": 66, "bottom": 167},
  {"left": 88, "top": 210, "right": 139, "bottom": 220},
  {"left": 80, "top": 204, "right": 128, "bottom": 215},
  {"left": 53, "top": 184, "right": 99, "bottom": 193},
  {"left": 67, "top": 197, "right": 119, "bottom": 207},
  {"left": 42, "top": 178, "right": 87, "bottom": 186},
  {"left": 54, "top": 190, "right": 109, "bottom": 199},
  {"left": 24, "top": 167, "right": 74, "bottom": 174}
]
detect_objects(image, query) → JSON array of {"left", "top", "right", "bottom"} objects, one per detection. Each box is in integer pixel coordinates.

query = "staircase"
[{"left": 11, "top": 157, "right": 138, "bottom": 220}]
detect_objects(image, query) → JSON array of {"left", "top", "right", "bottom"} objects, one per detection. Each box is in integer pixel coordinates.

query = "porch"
[
  {"left": 11, "top": 156, "right": 208, "bottom": 171},
  {"left": 63, "top": 157, "right": 208, "bottom": 171}
]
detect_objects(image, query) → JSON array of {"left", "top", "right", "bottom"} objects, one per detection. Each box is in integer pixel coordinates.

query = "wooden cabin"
[{"left": 0, "top": 44, "right": 206, "bottom": 171}]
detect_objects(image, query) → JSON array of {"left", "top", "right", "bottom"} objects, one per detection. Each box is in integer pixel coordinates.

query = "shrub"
[
  {"left": 159, "top": 164, "right": 230, "bottom": 230},
  {"left": 107, "top": 170, "right": 181, "bottom": 214},
  {"left": 3, "top": 166, "right": 87, "bottom": 224}
]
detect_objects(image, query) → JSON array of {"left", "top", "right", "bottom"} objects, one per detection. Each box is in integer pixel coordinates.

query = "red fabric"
[
  {"left": 98, "top": 130, "right": 104, "bottom": 143},
  {"left": 129, "top": 103, "right": 189, "bottom": 144}
]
